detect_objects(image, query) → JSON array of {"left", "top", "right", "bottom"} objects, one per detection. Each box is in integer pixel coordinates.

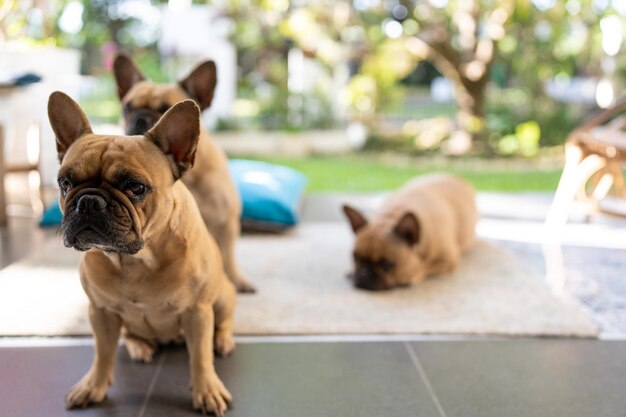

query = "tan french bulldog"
[
  {"left": 49, "top": 91, "right": 236, "bottom": 415},
  {"left": 112, "top": 53, "right": 255, "bottom": 293},
  {"left": 342, "top": 174, "right": 477, "bottom": 291}
]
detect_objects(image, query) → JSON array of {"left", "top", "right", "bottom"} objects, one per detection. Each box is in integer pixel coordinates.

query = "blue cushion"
[
  {"left": 39, "top": 200, "right": 63, "bottom": 227},
  {"left": 40, "top": 160, "right": 307, "bottom": 231},
  {"left": 229, "top": 159, "right": 307, "bottom": 231}
]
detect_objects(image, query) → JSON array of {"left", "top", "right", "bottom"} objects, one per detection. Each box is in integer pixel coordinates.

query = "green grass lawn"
[{"left": 249, "top": 155, "right": 564, "bottom": 193}]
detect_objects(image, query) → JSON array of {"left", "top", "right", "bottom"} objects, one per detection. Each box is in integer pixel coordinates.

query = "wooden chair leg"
[
  {"left": 546, "top": 150, "right": 606, "bottom": 228},
  {"left": 544, "top": 146, "right": 606, "bottom": 295},
  {"left": 0, "top": 125, "right": 6, "bottom": 227},
  {"left": 608, "top": 159, "right": 626, "bottom": 198},
  {"left": 584, "top": 168, "right": 606, "bottom": 200},
  {"left": 591, "top": 171, "right": 614, "bottom": 201}
]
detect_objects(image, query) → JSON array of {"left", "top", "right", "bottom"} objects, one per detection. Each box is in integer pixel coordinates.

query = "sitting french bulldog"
[
  {"left": 49, "top": 91, "right": 236, "bottom": 415},
  {"left": 343, "top": 174, "right": 477, "bottom": 291},
  {"left": 113, "top": 53, "right": 255, "bottom": 293}
]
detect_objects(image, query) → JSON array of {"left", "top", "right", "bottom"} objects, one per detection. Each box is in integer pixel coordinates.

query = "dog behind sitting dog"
[
  {"left": 49, "top": 91, "right": 236, "bottom": 415},
  {"left": 113, "top": 54, "right": 255, "bottom": 293},
  {"left": 343, "top": 174, "right": 477, "bottom": 291}
]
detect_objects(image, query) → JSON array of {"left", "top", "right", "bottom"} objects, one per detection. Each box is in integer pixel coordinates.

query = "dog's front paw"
[
  {"left": 233, "top": 277, "right": 256, "bottom": 294},
  {"left": 65, "top": 371, "right": 110, "bottom": 409},
  {"left": 192, "top": 375, "right": 233, "bottom": 416}
]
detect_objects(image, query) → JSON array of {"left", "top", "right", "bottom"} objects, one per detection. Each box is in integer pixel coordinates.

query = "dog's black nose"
[
  {"left": 76, "top": 195, "right": 107, "bottom": 214},
  {"left": 353, "top": 268, "right": 387, "bottom": 291},
  {"left": 127, "top": 118, "right": 151, "bottom": 135},
  {"left": 126, "top": 110, "right": 157, "bottom": 135}
]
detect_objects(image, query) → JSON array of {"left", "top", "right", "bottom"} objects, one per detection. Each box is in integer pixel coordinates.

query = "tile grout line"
[
  {"left": 136, "top": 350, "right": 167, "bottom": 417},
  {"left": 403, "top": 341, "right": 448, "bottom": 417}
]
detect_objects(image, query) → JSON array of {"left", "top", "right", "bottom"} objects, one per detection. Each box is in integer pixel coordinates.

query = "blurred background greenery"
[{"left": 2, "top": 0, "right": 626, "bottom": 190}]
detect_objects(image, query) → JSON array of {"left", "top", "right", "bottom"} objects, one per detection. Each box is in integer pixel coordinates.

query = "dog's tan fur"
[
  {"left": 113, "top": 54, "right": 254, "bottom": 293},
  {"left": 49, "top": 92, "right": 236, "bottom": 415},
  {"left": 343, "top": 174, "right": 477, "bottom": 290}
]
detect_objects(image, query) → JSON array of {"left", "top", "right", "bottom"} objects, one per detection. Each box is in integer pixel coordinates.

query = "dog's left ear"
[
  {"left": 113, "top": 53, "right": 146, "bottom": 100},
  {"left": 178, "top": 60, "right": 217, "bottom": 111},
  {"left": 393, "top": 212, "right": 420, "bottom": 245},
  {"left": 342, "top": 205, "right": 368, "bottom": 233},
  {"left": 146, "top": 100, "right": 200, "bottom": 180}
]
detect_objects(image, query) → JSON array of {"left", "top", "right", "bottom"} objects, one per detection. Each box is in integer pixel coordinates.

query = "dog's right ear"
[
  {"left": 113, "top": 53, "right": 145, "bottom": 100},
  {"left": 342, "top": 205, "right": 368, "bottom": 233},
  {"left": 393, "top": 212, "right": 421, "bottom": 246},
  {"left": 178, "top": 60, "right": 217, "bottom": 111},
  {"left": 146, "top": 100, "right": 200, "bottom": 180},
  {"left": 48, "top": 91, "right": 93, "bottom": 163}
]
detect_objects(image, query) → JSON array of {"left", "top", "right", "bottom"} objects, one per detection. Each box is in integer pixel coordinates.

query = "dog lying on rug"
[
  {"left": 49, "top": 92, "right": 236, "bottom": 415},
  {"left": 343, "top": 174, "right": 477, "bottom": 291},
  {"left": 113, "top": 53, "right": 255, "bottom": 293}
]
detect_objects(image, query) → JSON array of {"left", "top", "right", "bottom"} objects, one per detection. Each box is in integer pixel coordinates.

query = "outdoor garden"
[{"left": 2, "top": 0, "right": 625, "bottom": 193}]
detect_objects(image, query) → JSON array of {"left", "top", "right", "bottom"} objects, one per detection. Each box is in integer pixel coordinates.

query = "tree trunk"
[{"left": 445, "top": 75, "right": 488, "bottom": 154}]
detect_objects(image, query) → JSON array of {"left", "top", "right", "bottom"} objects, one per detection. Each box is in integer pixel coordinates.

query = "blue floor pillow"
[
  {"left": 230, "top": 159, "right": 307, "bottom": 231},
  {"left": 40, "top": 159, "right": 307, "bottom": 232}
]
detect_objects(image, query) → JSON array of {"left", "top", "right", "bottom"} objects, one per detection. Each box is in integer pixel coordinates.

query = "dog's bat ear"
[
  {"left": 178, "top": 60, "right": 217, "bottom": 111},
  {"left": 113, "top": 53, "right": 145, "bottom": 100},
  {"left": 342, "top": 205, "right": 368, "bottom": 233},
  {"left": 48, "top": 91, "right": 93, "bottom": 163},
  {"left": 393, "top": 212, "right": 420, "bottom": 246},
  {"left": 146, "top": 100, "right": 200, "bottom": 180}
]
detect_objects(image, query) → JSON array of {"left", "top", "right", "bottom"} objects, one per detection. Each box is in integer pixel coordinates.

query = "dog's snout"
[
  {"left": 127, "top": 117, "right": 151, "bottom": 135},
  {"left": 354, "top": 268, "right": 386, "bottom": 291},
  {"left": 126, "top": 110, "right": 157, "bottom": 135},
  {"left": 77, "top": 194, "right": 107, "bottom": 214}
]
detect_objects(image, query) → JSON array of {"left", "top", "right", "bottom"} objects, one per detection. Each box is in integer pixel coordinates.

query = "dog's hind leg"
[
  {"left": 428, "top": 244, "right": 461, "bottom": 277},
  {"left": 219, "top": 217, "right": 257, "bottom": 294},
  {"left": 122, "top": 328, "right": 156, "bottom": 363},
  {"left": 213, "top": 278, "right": 237, "bottom": 357}
]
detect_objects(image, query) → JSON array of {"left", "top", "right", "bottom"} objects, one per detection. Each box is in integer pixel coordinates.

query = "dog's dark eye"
[
  {"left": 378, "top": 258, "right": 395, "bottom": 272},
  {"left": 58, "top": 177, "right": 73, "bottom": 197},
  {"left": 157, "top": 104, "right": 170, "bottom": 114},
  {"left": 122, "top": 181, "right": 146, "bottom": 197}
]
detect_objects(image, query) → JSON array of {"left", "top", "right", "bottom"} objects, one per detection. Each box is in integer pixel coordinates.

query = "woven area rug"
[{"left": 0, "top": 222, "right": 598, "bottom": 337}]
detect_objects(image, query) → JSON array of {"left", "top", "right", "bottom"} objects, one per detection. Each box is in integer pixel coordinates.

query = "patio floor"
[
  {"left": 1, "top": 192, "right": 626, "bottom": 416},
  {"left": 1, "top": 338, "right": 626, "bottom": 417}
]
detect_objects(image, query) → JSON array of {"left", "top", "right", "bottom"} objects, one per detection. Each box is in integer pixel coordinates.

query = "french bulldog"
[
  {"left": 113, "top": 53, "right": 255, "bottom": 293},
  {"left": 342, "top": 174, "right": 477, "bottom": 291},
  {"left": 49, "top": 91, "right": 236, "bottom": 415}
]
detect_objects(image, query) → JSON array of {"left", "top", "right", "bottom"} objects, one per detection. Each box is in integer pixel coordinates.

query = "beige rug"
[{"left": 0, "top": 223, "right": 598, "bottom": 337}]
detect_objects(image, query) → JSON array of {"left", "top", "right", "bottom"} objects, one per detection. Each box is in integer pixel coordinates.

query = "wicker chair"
[{"left": 546, "top": 97, "right": 626, "bottom": 227}]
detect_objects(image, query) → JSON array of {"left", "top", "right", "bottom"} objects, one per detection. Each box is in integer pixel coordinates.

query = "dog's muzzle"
[
  {"left": 126, "top": 108, "right": 159, "bottom": 135},
  {"left": 62, "top": 190, "right": 143, "bottom": 254},
  {"left": 352, "top": 267, "right": 389, "bottom": 291}
]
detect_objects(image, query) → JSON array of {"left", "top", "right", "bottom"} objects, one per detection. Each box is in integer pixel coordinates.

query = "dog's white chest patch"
[{"left": 131, "top": 301, "right": 149, "bottom": 309}]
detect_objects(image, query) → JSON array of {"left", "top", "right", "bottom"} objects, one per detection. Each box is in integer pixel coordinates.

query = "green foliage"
[
  {"left": 497, "top": 121, "right": 541, "bottom": 157},
  {"left": 79, "top": 75, "right": 120, "bottom": 124},
  {"left": 8, "top": 0, "right": 626, "bottom": 153}
]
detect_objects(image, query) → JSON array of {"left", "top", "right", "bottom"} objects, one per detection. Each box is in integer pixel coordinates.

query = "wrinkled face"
[
  {"left": 48, "top": 91, "right": 201, "bottom": 256},
  {"left": 122, "top": 83, "right": 188, "bottom": 135},
  {"left": 350, "top": 227, "right": 425, "bottom": 291},
  {"left": 58, "top": 135, "right": 171, "bottom": 254}
]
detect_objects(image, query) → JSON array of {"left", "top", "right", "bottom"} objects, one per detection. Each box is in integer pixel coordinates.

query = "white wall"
[
  {"left": 159, "top": 4, "right": 237, "bottom": 128},
  {"left": 0, "top": 46, "right": 81, "bottom": 187}
]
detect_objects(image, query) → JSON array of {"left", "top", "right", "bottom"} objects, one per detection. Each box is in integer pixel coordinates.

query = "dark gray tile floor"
[
  {"left": 413, "top": 340, "right": 626, "bottom": 417},
  {"left": 1, "top": 340, "right": 626, "bottom": 417}
]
